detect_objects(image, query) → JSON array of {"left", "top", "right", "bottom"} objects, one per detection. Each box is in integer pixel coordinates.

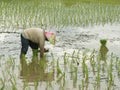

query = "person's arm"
[{"left": 45, "top": 34, "right": 49, "bottom": 41}]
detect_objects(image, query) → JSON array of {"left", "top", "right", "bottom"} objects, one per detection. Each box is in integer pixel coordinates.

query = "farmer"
[{"left": 20, "top": 28, "right": 55, "bottom": 62}]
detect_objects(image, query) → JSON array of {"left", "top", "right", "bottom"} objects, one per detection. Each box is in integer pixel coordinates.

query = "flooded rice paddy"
[
  {"left": 0, "top": 24, "right": 120, "bottom": 90},
  {"left": 0, "top": 0, "right": 120, "bottom": 89},
  {"left": 0, "top": 24, "right": 120, "bottom": 60}
]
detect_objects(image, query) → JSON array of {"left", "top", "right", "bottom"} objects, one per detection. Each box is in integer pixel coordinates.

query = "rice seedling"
[
  {"left": 73, "top": 66, "right": 78, "bottom": 88},
  {"left": 90, "top": 50, "right": 96, "bottom": 74},
  {"left": 62, "top": 73, "right": 66, "bottom": 87},
  {"left": 85, "top": 64, "right": 89, "bottom": 83},
  {"left": 84, "top": 64, "right": 89, "bottom": 90},
  {"left": 81, "top": 79, "right": 84, "bottom": 90},
  {"left": 78, "top": 84, "right": 81, "bottom": 90},
  {"left": 82, "top": 55, "right": 86, "bottom": 78},
  {"left": 115, "top": 57, "right": 120, "bottom": 76},
  {"left": 70, "top": 60, "right": 74, "bottom": 79},
  {"left": 57, "top": 72, "right": 65, "bottom": 84},
  {"left": 115, "top": 57, "right": 119, "bottom": 69},
  {"left": 117, "top": 63, "right": 120, "bottom": 79},
  {"left": 51, "top": 53, "right": 55, "bottom": 61},
  {"left": 63, "top": 52, "right": 67, "bottom": 65},
  {"left": 0, "top": 78, "right": 5, "bottom": 90},
  {"left": 34, "top": 81, "right": 38, "bottom": 90},
  {"left": 56, "top": 59, "right": 63, "bottom": 77},
  {"left": 46, "top": 81, "right": 54, "bottom": 90},
  {"left": 71, "top": 50, "right": 75, "bottom": 61},
  {"left": 10, "top": 79, "right": 17, "bottom": 90},
  {"left": 107, "top": 57, "right": 114, "bottom": 90},
  {"left": 101, "top": 62, "right": 105, "bottom": 73},
  {"left": 110, "top": 54, "right": 113, "bottom": 79},
  {"left": 23, "top": 82, "right": 30, "bottom": 90},
  {"left": 96, "top": 65, "right": 101, "bottom": 90}
]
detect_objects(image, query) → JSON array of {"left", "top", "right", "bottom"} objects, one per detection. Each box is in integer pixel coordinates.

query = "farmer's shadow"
[
  {"left": 20, "top": 56, "right": 54, "bottom": 82},
  {"left": 99, "top": 40, "right": 109, "bottom": 62}
]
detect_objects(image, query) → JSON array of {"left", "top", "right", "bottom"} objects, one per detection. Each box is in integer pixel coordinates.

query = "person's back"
[
  {"left": 23, "top": 28, "right": 45, "bottom": 44},
  {"left": 20, "top": 28, "right": 45, "bottom": 64},
  {"left": 20, "top": 28, "right": 56, "bottom": 68}
]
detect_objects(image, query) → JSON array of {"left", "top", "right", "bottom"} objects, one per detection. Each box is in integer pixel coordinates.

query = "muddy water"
[
  {"left": 0, "top": 24, "right": 120, "bottom": 90},
  {"left": 0, "top": 24, "right": 120, "bottom": 60},
  {"left": 51, "top": 23, "right": 120, "bottom": 57}
]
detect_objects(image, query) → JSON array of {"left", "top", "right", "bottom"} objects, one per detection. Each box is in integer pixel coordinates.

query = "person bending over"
[{"left": 20, "top": 28, "right": 55, "bottom": 62}]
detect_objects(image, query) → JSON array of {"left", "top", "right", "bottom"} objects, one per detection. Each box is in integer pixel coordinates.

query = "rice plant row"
[
  {"left": 0, "top": 0, "right": 120, "bottom": 32},
  {"left": 0, "top": 49, "right": 120, "bottom": 90}
]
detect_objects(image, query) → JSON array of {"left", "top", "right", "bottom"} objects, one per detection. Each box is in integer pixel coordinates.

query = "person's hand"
[{"left": 44, "top": 48, "right": 49, "bottom": 52}]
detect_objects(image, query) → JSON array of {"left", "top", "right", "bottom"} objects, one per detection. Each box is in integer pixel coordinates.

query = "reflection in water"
[
  {"left": 20, "top": 57, "right": 54, "bottom": 83},
  {"left": 99, "top": 39, "right": 109, "bottom": 61}
]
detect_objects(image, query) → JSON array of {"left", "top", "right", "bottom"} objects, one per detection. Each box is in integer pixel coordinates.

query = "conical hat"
[{"left": 45, "top": 32, "right": 56, "bottom": 45}]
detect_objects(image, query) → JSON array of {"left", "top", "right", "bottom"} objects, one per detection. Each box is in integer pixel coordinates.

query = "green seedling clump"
[{"left": 100, "top": 39, "right": 107, "bottom": 46}]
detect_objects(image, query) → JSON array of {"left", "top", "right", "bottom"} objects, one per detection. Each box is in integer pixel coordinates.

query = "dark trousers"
[{"left": 20, "top": 34, "right": 39, "bottom": 55}]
